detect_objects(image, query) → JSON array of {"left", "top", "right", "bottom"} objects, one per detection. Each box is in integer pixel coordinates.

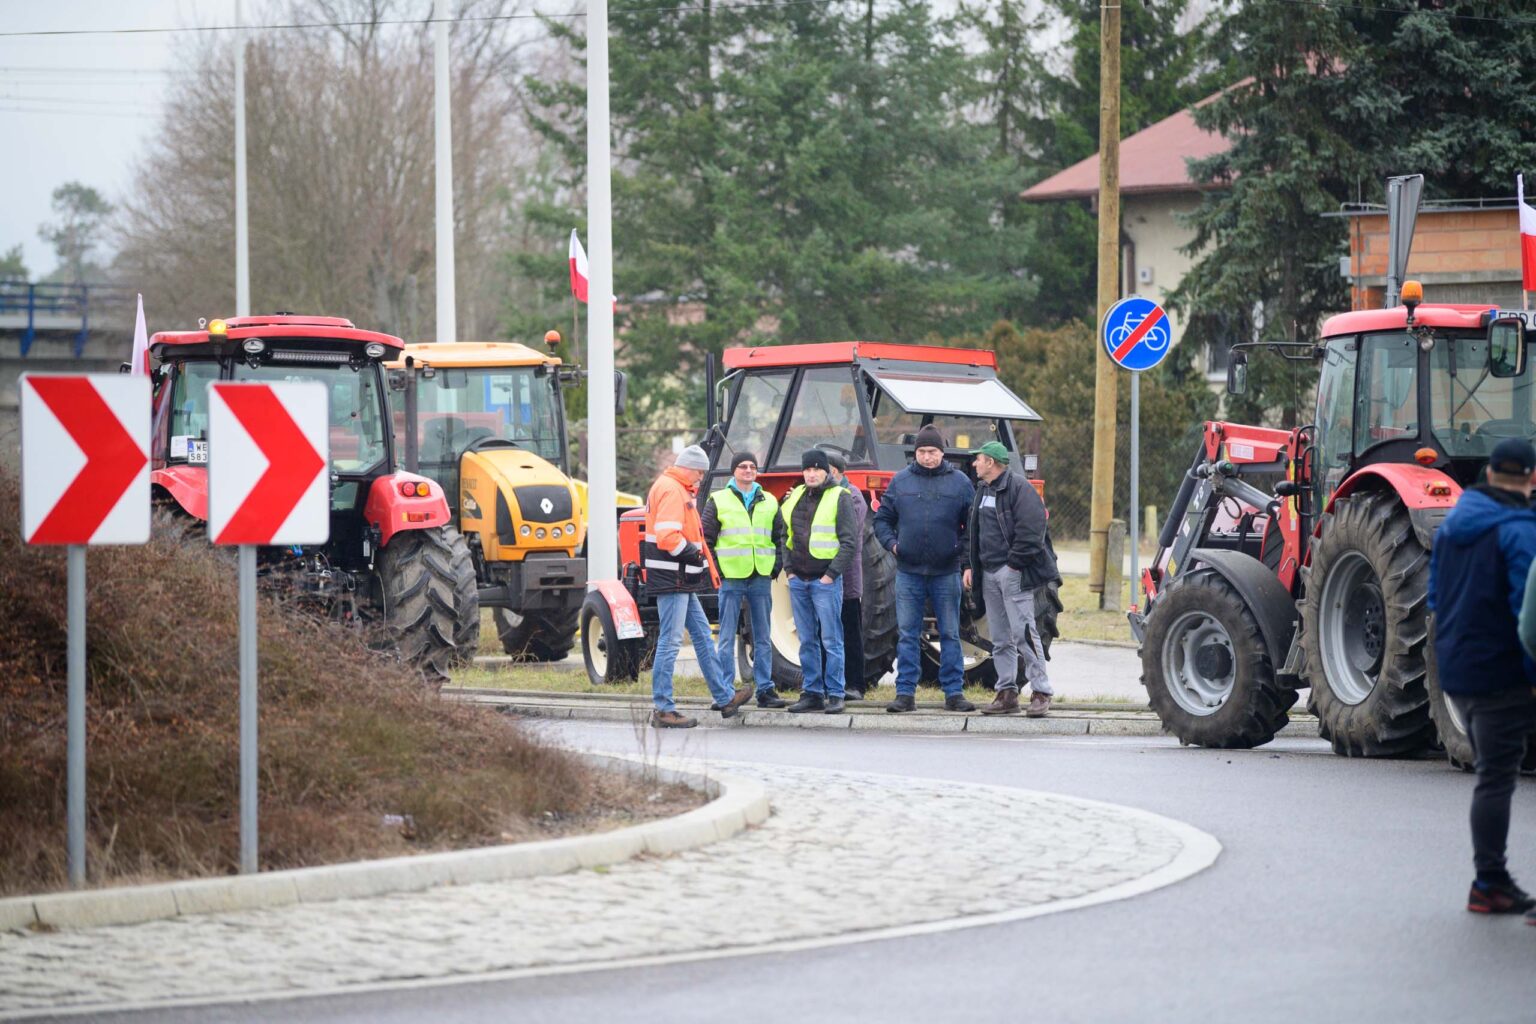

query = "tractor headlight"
[
  {"left": 535, "top": 528, "right": 546, "bottom": 539},
  {"left": 364, "top": 342, "right": 387, "bottom": 359},
  {"left": 242, "top": 338, "right": 266, "bottom": 355},
  {"left": 519, "top": 525, "right": 531, "bottom": 537}
]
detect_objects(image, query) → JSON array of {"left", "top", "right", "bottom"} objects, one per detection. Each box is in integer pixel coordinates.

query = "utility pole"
[
  {"left": 585, "top": 0, "right": 618, "bottom": 583},
  {"left": 434, "top": 0, "right": 456, "bottom": 344},
  {"left": 234, "top": 0, "right": 249, "bottom": 316},
  {"left": 1088, "top": 0, "right": 1121, "bottom": 605}
]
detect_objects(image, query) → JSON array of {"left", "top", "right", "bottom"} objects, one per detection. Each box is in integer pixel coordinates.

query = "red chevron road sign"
[
  {"left": 21, "top": 374, "right": 150, "bottom": 545},
  {"left": 208, "top": 381, "right": 330, "bottom": 546}
]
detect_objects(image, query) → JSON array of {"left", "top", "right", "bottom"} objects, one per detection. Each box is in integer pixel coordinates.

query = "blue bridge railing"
[{"left": 0, "top": 281, "right": 137, "bottom": 358}]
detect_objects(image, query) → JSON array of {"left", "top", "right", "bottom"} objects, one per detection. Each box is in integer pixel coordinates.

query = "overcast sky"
[{"left": 0, "top": 1, "right": 235, "bottom": 278}]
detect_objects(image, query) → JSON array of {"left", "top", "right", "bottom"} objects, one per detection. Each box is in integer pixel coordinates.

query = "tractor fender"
[
  {"left": 1184, "top": 547, "right": 1299, "bottom": 676},
  {"left": 587, "top": 580, "right": 646, "bottom": 640},
  {"left": 1324, "top": 464, "right": 1460, "bottom": 549},
  {"left": 152, "top": 465, "right": 208, "bottom": 521},
  {"left": 365, "top": 473, "right": 452, "bottom": 547}
]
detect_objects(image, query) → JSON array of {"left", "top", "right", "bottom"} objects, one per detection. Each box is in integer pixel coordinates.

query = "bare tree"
[{"left": 114, "top": 0, "right": 539, "bottom": 340}]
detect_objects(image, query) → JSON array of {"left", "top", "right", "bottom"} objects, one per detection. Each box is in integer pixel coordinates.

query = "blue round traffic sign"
[{"left": 1102, "top": 296, "right": 1171, "bottom": 372}]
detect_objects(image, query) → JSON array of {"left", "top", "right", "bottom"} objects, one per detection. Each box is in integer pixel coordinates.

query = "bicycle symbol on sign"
[{"left": 1109, "top": 312, "right": 1170, "bottom": 352}]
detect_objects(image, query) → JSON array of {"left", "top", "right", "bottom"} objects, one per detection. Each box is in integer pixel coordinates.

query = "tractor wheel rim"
[
  {"left": 1160, "top": 609, "right": 1235, "bottom": 717},
  {"left": 585, "top": 616, "right": 608, "bottom": 675},
  {"left": 769, "top": 575, "right": 801, "bottom": 666},
  {"left": 1444, "top": 689, "right": 1469, "bottom": 738},
  {"left": 1319, "top": 551, "right": 1384, "bottom": 706}
]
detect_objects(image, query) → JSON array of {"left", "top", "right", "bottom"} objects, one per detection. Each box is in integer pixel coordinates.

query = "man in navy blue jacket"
[
  {"left": 1428, "top": 437, "right": 1536, "bottom": 916},
  {"left": 874, "top": 423, "right": 976, "bottom": 713}
]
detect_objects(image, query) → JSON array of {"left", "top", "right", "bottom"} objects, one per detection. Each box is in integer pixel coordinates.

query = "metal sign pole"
[
  {"left": 1129, "top": 373, "right": 1139, "bottom": 608},
  {"left": 238, "top": 543, "right": 258, "bottom": 874},
  {"left": 67, "top": 544, "right": 86, "bottom": 888}
]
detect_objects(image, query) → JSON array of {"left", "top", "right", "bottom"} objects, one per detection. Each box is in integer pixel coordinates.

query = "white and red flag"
[
  {"left": 1520, "top": 174, "right": 1536, "bottom": 292},
  {"left": 128, "top": 293, "right": 150, "bottom": 375},
  {"left": 568, "top": 229, "right": 591, "bottom": 303}
]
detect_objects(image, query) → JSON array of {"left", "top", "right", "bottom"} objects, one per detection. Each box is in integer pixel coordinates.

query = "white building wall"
[{"left": 1121, "top": 193, "right": 1203, "bottom": 353}]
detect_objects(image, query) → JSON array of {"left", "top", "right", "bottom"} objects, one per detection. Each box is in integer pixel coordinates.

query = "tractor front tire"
[
  {"left": 580, "top": 593, "right": 639, "bottom": 685},
  {"left": 1424, "top": 616, "right": 1475, "bottom": 770},
  {"left": 446, "top": 530, "right": 480, "bottom": 666},
  {"left": 1301, "top": 490, "right": 1436, "bottom": 757},
  {"left": 377, "top": 526, "right": 468, "bottom": 682},
  {"left": 860, "top": 523, "right": 897, "bottom": 688},
  {"left": 495, "top": 606, "right": 580, "bottom": 662},
  {"left": 1141, "top": 569, "right": 1295, "bottom": 748}
]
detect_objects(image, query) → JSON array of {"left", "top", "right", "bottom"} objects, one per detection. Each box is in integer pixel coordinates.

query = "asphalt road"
[{"left": 69, "top": 722, "right": 1536, "bottom": 1024}]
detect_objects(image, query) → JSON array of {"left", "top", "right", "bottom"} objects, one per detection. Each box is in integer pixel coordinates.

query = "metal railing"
[{"left": 0, "top": 281, "right": 136, "bottom": 358}]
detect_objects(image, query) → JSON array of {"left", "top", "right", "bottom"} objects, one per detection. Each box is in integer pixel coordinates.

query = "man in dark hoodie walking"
[
  {"left": 874, "top": 424, "right": 976, "bottom": 713},
  {"left": 1428, "top": 437, "right": 1536, "bottom": 915}
]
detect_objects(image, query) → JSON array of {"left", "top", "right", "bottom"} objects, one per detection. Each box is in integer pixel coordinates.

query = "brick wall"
[{"left": 1349, "top": 208, "right": 1523, "bottom": 309}]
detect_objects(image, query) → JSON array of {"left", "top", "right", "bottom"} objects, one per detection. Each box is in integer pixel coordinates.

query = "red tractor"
[
  {"left": 147, "top": 313, "right": 479, "bottom": 680},
  {"left": 1131, "top": 287, "right": 1530, "bottom": 765},
  {"left": 578, "top": 341, "right": 1061, "bottom": 690}
]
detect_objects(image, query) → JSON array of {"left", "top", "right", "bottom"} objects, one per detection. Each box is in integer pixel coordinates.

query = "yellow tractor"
[{"left": 388, "top": 337, "right": 636, "bottom": 662}]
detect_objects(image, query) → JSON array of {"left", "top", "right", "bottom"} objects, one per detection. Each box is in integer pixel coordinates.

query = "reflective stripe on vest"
[
  {"left": 710, "top": 487, "right": 779, "bottom": 578},
  {"left": 780, "top": 485, "right": 841, "bottom": 560}
]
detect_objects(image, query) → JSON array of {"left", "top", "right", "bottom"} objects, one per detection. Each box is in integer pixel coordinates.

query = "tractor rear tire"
[
  {"left": 1301, "top": 490, "right": 1436, "bottom": 757},
  {"left": 580, "top": 593, "right": 639, "bottom": 685},
  {"left": 377, "top": 526, "right": 468, "bottom": 682},
  {"left": 495, "top": 606, "right": 580, "bottom": 662},
  {"left": 1424, "top": 617, "right": 1474, "bottom": 770},
  {"left": 1141, "top": 568, "right": 1295, "bottom": 748},
  {"left": 446, "top": 531, "right": 480, "bottom": 667},
  {"left": 919, "top": 578, "right": 1060, "bottom": 688}
]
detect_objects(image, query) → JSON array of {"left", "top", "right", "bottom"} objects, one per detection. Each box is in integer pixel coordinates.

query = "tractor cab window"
[
  {"left": 410, "top": 367, "right": 563, "bottom": 501},
  {"left": 1354, "top": 333, "right": 1419, "bottom": 455},
  {"left": 868, "top": 388, "right": 1001, "bottom": 464},
  {"left": 235, "top": 362, "right": 389, "bottom": 475},
  {"left": 1314, "top": 338, "right": 1357, "bottom": 506},
  {"left": 1429, "top": 331, "right": 1536, "bottom": 459},
  {"left": 166, "top": 360, "right": 222, "bottom": 459},
  {"left": 780, "top": 368, "right": 866, "bottom": 467},
  {"left": 725, "top": 371, "right": 792, "bottom": 467}
]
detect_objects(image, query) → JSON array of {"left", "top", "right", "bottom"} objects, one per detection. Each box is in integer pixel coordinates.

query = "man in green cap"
[{"left": 963, "top": 441, "right": 1059, "bottom": 716}]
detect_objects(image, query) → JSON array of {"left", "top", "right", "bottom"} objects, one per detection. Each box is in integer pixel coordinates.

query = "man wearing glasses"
[{"left": 702, "top": 452, "right": 791, "bottom": 708}]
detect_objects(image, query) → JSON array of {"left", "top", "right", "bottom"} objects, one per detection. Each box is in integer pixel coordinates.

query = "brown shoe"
[
  {"left": 980, "top": 687, "right": 1021, "bottom": 715},
  {"left": 652, "top": 710, "right": 698, "bottom": 729},
  {"left": 1026, "top": 691, "right": 1051, "bottom": 718},
  {"left": 721, "top": 686, "right": 754, "bottom": 718}
]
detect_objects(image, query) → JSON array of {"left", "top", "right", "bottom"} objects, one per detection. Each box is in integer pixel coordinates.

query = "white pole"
[
  {"left": 67, "top": 545, "right": 86, "bottom": 887},
  {"left": 434, "top": 0, "right": 457, "bottom": 344},
  {"left": 238, "top": 544, "right": 258, "bottom": 874},
  {"left": 1129, "top": 372, "right": 1139, "bottom": 608},
  {"left": 234, "top": 0, "right": 250, "bottom": 316},
  {"left": 585, "top": 0, "right": 617, "bottom": 583}
]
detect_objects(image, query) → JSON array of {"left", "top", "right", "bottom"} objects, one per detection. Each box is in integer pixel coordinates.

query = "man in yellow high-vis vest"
[
  {"left": 702, "top": 451, "right": 789, "bottom": 708},
  {"left": 778, "top": 449, "right": 859, "bottom": 714}
]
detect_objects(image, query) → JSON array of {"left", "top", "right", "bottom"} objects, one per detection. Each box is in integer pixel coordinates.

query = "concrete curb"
[
  {"left": 0, "top": 754, "right": 768, "bottom": 934},
  {"left": 465, "top": 691, "right": 1323, "bottom": 741}
]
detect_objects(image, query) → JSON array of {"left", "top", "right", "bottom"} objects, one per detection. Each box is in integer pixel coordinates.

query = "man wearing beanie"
[
  {"left": 778, "top": 448, "right": 859, "bottom": 713},
  {"left": 1428, "top": 436, "right": 1536, "bottom": 914},
  {"left": 964, "top": 441, "right": 1058, "bottom": 716},
  {"left": 702, "top": 451, "right": 789, "bottom": 708},
  {"left": 824, "top": 450, "right": 870, "bottom": 699},
  {"left": 874, "top": 423, "right": 976, "bottom": 712},
  {"left": 643, "top": 444, "right": 751, "bottom": 728}
]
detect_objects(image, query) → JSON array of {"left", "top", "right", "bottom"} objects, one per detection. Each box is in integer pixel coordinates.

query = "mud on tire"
[
  {"left": 377, "top": 526, "right": 468, "bottom": 682},
  {"left": 1141, "top": 569, "right": 1295, "bottom": 748},
  {"left": 1300, "top": 490, "right": 1436, "bottom": 757}
]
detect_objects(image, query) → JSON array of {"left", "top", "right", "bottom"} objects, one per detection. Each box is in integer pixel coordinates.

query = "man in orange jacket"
[{"left": 644, "top": 445, "right": 753, "bottom": 728}]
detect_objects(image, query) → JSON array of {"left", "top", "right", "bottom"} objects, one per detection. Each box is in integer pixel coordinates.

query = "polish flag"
[
  {"left": 569, "top": 229, "right": 590, "bottom": 303},
  {"left": 128, "top": 293, "right": 150, "bottom": 375},
  {"left": 1520, "top": 175, "right": 1536, "bottom": 291}
]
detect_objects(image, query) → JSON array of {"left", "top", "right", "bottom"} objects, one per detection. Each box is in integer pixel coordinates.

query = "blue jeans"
[
  {"left": 896, "top": 570, "right": 963, "bottom": 697},
  {"left": 716, "top": 575, "right": 774, "bottom": 694},
  {"left": 788, "top": 575, "right": 844, "bottom": 699},
  {"left": 652, "top": 592, "right": 729, "bottom": 712}
]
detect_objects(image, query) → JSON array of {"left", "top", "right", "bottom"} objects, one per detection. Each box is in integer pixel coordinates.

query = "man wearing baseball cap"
[
  {"left": 1429, "top": 435, "right": 1536, "bottom": 914},
  {"left": 824, "top": 450, "right": 871, "bottom": 700},
  {"left": 964, "top": 441, "right": 1059, "bottom": 716},
  {"left": 778, "top": 448, "right": 860, "bottom": 713}
]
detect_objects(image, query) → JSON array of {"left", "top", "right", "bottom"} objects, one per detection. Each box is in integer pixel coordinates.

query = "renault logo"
[{"left": 540, "top": 498, "right": 554, "bottom": 515}]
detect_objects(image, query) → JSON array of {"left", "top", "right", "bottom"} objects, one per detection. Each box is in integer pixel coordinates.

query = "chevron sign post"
[
  {"left": 20, "top": 373, "right": 151, "bottom": 889},
  {"left": 209, "top": 380, "right": 329, "bottom": 873}
]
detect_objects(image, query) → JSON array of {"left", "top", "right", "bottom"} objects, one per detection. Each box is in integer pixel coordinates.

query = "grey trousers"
[{"left": 982, "top": 567, "right": 1051, "bottom": 695}]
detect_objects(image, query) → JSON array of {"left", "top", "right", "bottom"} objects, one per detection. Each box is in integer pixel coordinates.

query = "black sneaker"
[
  {"left": 756, "top": 689, "right": 790, "bottom": 709},
  {"left": 824, "top": 697, "right": 846, "bottom": 714},
  {"left": 886, "top": 694, "right": 915, "bottom": 714},
  {"left": 945, "top": 693, "right": 977, "bottom": 713},
  {"left": 844, "top": 688, "right": 866, "bottom": 702},
  {"left": 787, "top": 693, "right": 826, "bottom": 714},
  {"left": 1468, "top": 879, "right": 1536, "bottom": 914}
]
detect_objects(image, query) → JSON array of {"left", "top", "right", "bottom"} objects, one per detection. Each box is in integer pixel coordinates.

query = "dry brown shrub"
[{"left": 0, "top": 471, "right": 636, "bottom": 895}]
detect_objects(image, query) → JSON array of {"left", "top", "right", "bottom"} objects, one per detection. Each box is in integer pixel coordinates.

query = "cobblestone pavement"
[{"left": 0, "top": 763, "right": 1205, "bottom": 1017}]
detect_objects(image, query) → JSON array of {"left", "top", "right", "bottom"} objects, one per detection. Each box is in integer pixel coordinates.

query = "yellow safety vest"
[
  {"left": 711, "top": 486, "right": 779, "bottom": 578},
  {"left": 781, "top": 485, "right": 841, "bottom": 560}
]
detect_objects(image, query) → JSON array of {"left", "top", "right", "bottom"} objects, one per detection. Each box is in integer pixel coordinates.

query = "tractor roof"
[
  {"left": 150, "top": 314, "right": 402, "bottom": 352},
  {"left": 1320, "top": 304, "right": 1502, "bottom": 337},
  {"left": 387, "top": 341, "right": 561, "bottom": 369},
  {"left": 723, "top": 341, "right": 997, "bottom": 371}
]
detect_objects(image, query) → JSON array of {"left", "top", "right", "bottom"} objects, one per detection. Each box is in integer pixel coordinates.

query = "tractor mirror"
[
  {"left": 615, "top": 370, "right": 628, "bottom": 416},
  {"left": 1226, "top": 351, "right": 1249, "bottom": 396},
  {"left": 1490, "top": 317, "right": 1526, "bottom": 378},
  {"left": 387, "top": 370, "right": 407, "bottom": 391}
]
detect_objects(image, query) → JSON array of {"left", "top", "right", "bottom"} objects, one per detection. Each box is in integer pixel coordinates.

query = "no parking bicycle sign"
[{"left": 1102, "top": 296, "right": 1171, "bottom": 373}]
